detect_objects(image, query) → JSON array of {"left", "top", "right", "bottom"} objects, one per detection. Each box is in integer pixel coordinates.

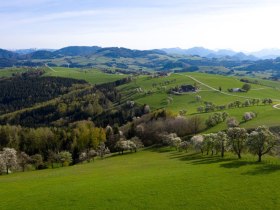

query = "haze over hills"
[
  {"left": 161, "top": 47, "right": 280, "bottom": 60},
  {"left": 5, "top": 46, "right": 280, "bottom": 60},
  {"left": 1, "top": 46, "right": 280, "bottom": 78}
]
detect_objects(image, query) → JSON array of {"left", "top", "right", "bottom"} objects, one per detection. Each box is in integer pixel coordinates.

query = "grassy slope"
[
  {"left": 0, "top": 67, "right": 29, "bottom": 77},
  {"left": 118, "top": 72, "right": 280, "bottom": 130},
  {"left": 1, "top": 149, "right": 280, "bottom": 210},
  {"left": 2, "top": 68, "right": 279, "bottom": 130},
  {"left": 44, "top": 67, "right": 126, "bottom": 85}
]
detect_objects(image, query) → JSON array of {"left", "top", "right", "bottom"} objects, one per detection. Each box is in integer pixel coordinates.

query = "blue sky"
[{"left": 1, "top": 0, "right": 280, "bottom": 51}]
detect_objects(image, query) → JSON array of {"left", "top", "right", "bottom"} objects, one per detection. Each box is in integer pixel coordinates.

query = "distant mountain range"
[
  {"left": 161, "top": 47, "right": 280, "bottom": 60},
  {"left": 1, "top": 46, "right": 280, "bottom": 76},
  {"left": 1, "top": 46, "right": 166, "bottom": 60},
  {"left": 2, "top": 46, "right": 280, "bottom": 61}
]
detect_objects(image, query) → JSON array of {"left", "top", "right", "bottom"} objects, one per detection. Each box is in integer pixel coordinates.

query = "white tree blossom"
[
  {"left": 191, "top": 135, "right": 204, "bottom": 154},
  {"left": 1, "top": 148, "right": 18, "bottom": 174}
]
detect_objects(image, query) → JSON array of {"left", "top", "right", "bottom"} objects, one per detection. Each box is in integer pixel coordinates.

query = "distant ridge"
[
  {"left": 2, "top": 46, "right": 280, "bottom": 60},
  {"left": 162, "top": 47, "right": 258, "bottom": 61}
]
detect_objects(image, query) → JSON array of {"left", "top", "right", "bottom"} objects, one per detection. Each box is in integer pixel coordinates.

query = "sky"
[{"left": 1, "top": 0, "right": 280, "bottom": 52}]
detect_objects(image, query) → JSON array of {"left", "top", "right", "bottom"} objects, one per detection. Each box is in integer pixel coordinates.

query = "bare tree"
[{"left": 188, "top": 116, "right": 203, "bottom": 134}]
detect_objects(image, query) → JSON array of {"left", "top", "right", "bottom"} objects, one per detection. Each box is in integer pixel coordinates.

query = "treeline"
[
  {"left": 154, "top": 125, "right": 279, "bottom": 163},
  {"left": 0, "top": 121, "right": 106, "bottom": 165},
  {"left": 0, "top": 120, "right": 146, "bottom": 174},
  {"left": 197, "top": 98, "right": 273, "bottom": 113},
  {"left": 0, "top": 72, "right": 87, "bottom": 114}
]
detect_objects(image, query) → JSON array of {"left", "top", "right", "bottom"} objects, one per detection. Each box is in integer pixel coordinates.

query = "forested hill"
[
  {"left": 0, "top": 71, "right": 87, "bottom": 115},
  {"left": 0, "top": 73, "right": 146, "bottom": 128}
]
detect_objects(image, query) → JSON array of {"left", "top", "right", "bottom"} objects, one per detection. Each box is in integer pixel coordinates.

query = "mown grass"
[{"left": 1, "top": 149, "right": 280, "bottom": 210}]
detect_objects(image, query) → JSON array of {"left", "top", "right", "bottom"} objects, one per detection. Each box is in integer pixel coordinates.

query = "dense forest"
[
  {"left": 0, "top": 73, "right": 147, "bottom": 128},
  {"left": 0, "top": 70, "right": 87, "bottom": 114}
]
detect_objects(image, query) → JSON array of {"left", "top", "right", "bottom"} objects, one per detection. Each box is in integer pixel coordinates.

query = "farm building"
[
  {"left": 228, "top": 88, "right": 246, "bottom": 92},
  {"left": 170, "top": 84, "right": 198, "bottom": 94}
]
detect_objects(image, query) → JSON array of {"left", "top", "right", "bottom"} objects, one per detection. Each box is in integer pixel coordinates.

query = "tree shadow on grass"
[
  {"left": 241, "top": 164, "right": 280, "bottom": 175},
  {"left": 167, "top": 150, "right": 234, "bottom": 165},
  {"left": 149, "top": 146, "right": 176, "bottom": 153},
  {"left": 105, "top": 151, "right": 137, "bottom": 159},
  {"left": 150, "top": 147, "right": 280, "bottom": 175},
  {"left": 220, "top": 160, "right": 258, "bottom": 169}
]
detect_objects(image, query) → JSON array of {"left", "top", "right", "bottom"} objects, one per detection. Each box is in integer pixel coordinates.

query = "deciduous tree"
[
  {"left": 247, "top": 126, "right": 277, "bottom": 162},
  {"left": 227, "top": 127, "right": 247, "bottom": 159},
  {"left": 1, "top": 148, "right": 17, "bottom": 174}
]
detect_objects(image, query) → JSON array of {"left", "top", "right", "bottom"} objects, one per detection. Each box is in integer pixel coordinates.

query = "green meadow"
[
  {"left": 1, "top": 149, "right": 280, "bottom": 210},
  {"left": 2, "top": 67, "right": 279, "bottom": 130},
  {"left": 0, "top": 67, "right": 29, "bottom": 77},
  {"left": 118, "top": 72, "right": 280, "bottom": 130},
  {"left": 44, "top": 67, "right": 126, "bottom": 85}
]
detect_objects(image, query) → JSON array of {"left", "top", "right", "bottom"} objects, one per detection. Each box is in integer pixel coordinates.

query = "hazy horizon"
[{"left": 2, "top": 0, "right": 280, "bottom": 52}]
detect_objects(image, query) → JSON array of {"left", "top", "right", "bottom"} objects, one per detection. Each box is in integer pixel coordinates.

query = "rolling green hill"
[
  {"left": 1, "top": 66, "right": 279, "bottom": 131},
  {"left": 118, "top": 72, "right": 280, "bottom": 130},
  {"left": 44, "top": 67, "right": 126, "bottom": 85}
]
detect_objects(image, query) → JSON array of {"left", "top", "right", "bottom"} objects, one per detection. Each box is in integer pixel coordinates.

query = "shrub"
[
  {"left": 206, "top": 112, "right": 228, "bottom": 127},
  {"left": 191, "top": 135, "right": 204, "bottom": 153},
  {"left": 243, "top": 112, "right": 256, "bottom": 121},
  {"left": 115, "top": 139, "right": 137, "bottom": 154},
  {"left": 226, "top": 117, "right": 239, "bottom": 128},
  {"left": 58, "top": 151, "right": 72, "bottom": 167},
  {"left": 242, "top": 83, "right": 251, "bottom": 92},
  {"left": 179, "top": 141, "right": 190, "bottom": 152}
]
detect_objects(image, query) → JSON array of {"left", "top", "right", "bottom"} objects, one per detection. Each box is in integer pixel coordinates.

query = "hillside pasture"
[
  {"left": 44, "top": 67, "right": 126, "bottom": 85},
  {"left": 1, "top": 149, "right": 280, "bottom": 210},
  {"left": 118, "top": 72, "right": 280, "bottom": 129},
  {"left": 0, "top": 67, "right": 30, "bottom": 77}
]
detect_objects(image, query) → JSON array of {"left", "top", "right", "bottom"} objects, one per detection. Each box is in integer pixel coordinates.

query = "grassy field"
[
  {"left": 44, "top": 67, "right": 126, "bottom": 85},
  {"left": 0, "top": 67, "right": 29, "bottom": 77},
  {"left": 2, "top": 67, "right": 279, "bottom": 130},
  {"left": 1, "top": 149, "right": 280, "bottom": 210},
  {"left": 118, "top": 72, "right": 280, "bottom": 130}
]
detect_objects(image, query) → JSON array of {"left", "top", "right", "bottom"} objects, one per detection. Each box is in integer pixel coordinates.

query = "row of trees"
[
  {"left": 205, "top": 111, "right": 257, "bottom": 128},
  {"left": 190, "top": 126, "right": 278, "bottom": 162},
  {"left": 158, "top": 125, "right": 278, "bottom": 162},
  {"left": 197, "top": 98, "right": 273, "bottom": 113}
]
